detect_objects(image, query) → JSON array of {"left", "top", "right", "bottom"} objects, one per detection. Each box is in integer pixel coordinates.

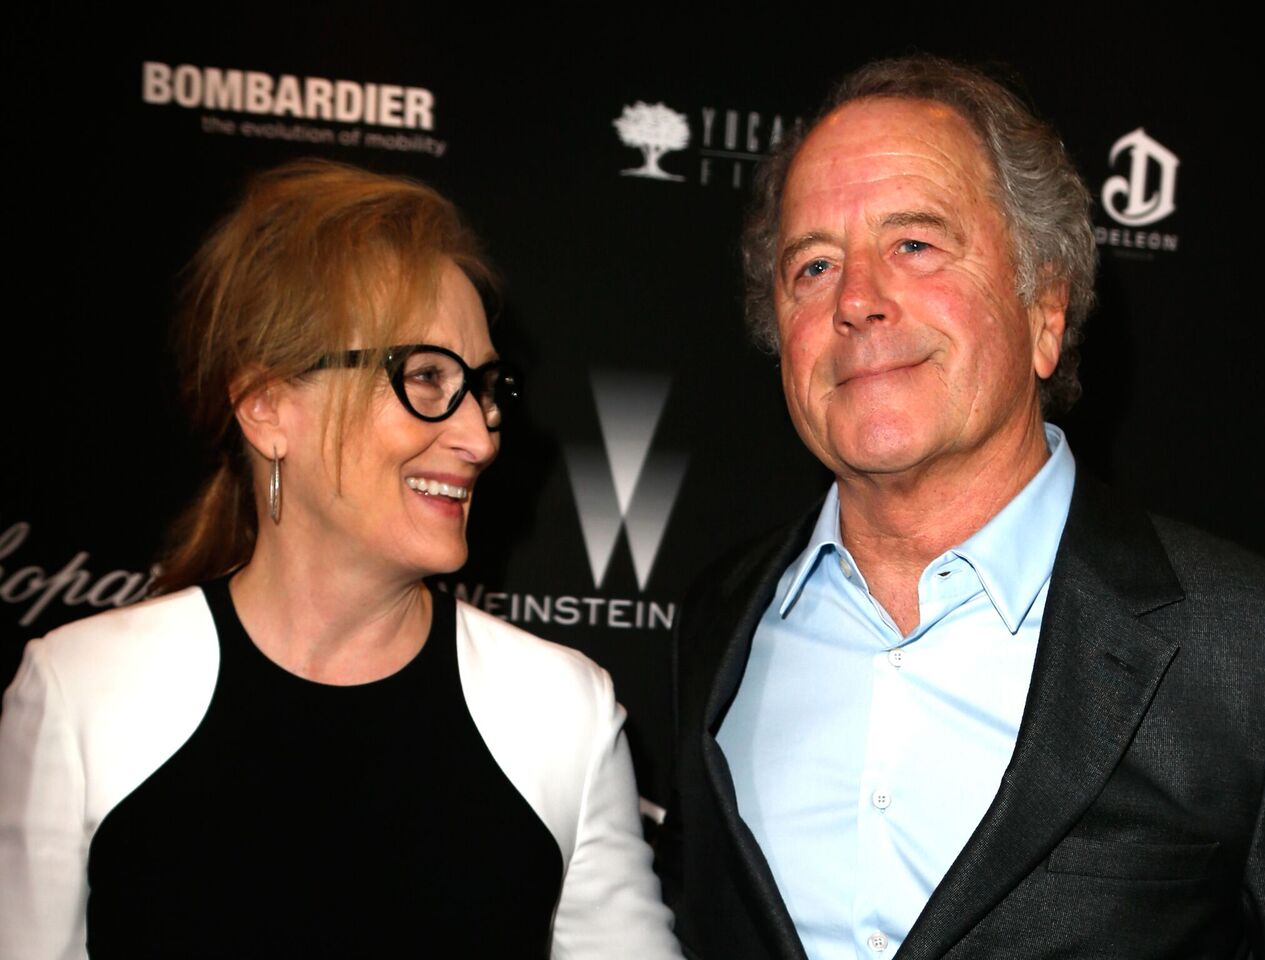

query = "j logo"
[
  {"left": 564, "top": 372, "right": 687, "bottom": 590},
  {"left": 1102, "top": 128, "right": 1179, "bottom": 227}
]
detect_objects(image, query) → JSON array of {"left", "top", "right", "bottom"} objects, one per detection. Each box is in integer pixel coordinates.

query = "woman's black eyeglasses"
[{"left": 311, "top": 345, "right": 522, "bottom": 431}]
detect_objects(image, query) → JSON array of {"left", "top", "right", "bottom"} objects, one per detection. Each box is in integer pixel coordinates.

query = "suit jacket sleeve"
[
  {"left": 454, "top": 602, "right": 683, "bottom": 959},
  {"left": 654, "top": 514, "right": 818, "bottom": 960},
  {"left": 1245, "top": 777, "right": 1265, "bottom": 954},
  {"left": 0, "top": 639, "right": 90, "bottom": 960},
  {"left": 550, "top": 668, "right": 683, "bottom": 959}
]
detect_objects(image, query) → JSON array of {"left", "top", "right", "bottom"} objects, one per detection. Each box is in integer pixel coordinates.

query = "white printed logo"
[
  {"left": 1102, "top": 128, "right": 1179, "bottom": 227},
  {"left": 613, "top": 102, "right": 691, "bottom": 181},
  {"left": 142, "top": 62, "right": 435, "bottom": 129},
  {"left": 564, "top": 373, "right": 687, "bottom": 590},
  {"left": 0, "top": 521, "right": 156, "bottom": 628}
]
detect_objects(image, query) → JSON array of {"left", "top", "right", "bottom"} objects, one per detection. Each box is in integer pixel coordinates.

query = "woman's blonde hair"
[{"left": 154, "top": 159, "right": 494, "bottom": 594}]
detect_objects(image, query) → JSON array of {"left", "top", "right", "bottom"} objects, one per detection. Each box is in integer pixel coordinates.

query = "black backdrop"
[{"left": 3, "top": 10, "right": 1258, "bottom": 806}]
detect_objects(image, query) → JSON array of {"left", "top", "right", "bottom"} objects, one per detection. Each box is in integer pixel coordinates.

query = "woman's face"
[{"left": 276, "top": 259, "right": 500, "bottom": 582}]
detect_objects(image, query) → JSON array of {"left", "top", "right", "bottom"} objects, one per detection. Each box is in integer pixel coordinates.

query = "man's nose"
[{"left": 834, "top": 254, "right": 895, "bottom": 332}]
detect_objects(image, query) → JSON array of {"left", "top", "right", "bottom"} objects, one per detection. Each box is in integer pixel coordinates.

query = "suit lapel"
[
  {"left": 700, "top": 506, "right": 820, "bottom": 960},
  {"left": 898, "top": 476, "right": 1185, "bottom": 960}
]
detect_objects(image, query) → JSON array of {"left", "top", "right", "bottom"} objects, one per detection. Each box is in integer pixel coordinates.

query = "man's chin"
[{"left": 820, "top": 419, "right": 939, "bottom": 480}]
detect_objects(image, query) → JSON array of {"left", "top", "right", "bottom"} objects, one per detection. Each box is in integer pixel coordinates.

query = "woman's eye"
[
  {"left": 405, "top": 366, "right": 448, "bottom": 396},
  {"left": 798, "top": 258, "right": 831, "bottom": 278},
  {"left": 410, "top": 365, "right": 441, "bottom": 382}
]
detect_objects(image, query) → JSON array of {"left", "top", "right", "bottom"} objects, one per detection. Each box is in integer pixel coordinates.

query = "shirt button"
[
  {"left": 887, "top": 649, "right": 904, "bottom": 667},
  {"left": 867, "top": 932, "right": 889, "bottom": 952},
  {"left": 871, "top": 789, "right": 892, "bottom": 810},
  {"left": 840, "top": 557, "right": 853, "bottom": 578}
]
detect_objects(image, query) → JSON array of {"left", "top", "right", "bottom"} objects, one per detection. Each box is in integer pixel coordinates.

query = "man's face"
[{"left": 775, "top": 97, "right": 1064, "bottom": 485}]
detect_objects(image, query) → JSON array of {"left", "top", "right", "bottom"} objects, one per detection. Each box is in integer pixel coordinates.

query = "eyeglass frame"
[{"left": 309, "top": 344, "right": 522, "bottom": 431}]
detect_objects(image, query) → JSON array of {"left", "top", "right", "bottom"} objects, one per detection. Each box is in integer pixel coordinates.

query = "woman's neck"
[{"left": 228, "top": 539, "right": 432, "bottom": 685}]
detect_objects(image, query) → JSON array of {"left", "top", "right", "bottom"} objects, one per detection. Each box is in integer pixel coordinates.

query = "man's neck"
[{"left": 837, "top": 419, "right": 1052, "bottom": 636}]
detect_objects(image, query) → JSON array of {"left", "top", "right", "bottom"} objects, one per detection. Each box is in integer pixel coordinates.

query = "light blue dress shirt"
[{"left": 717, "top": 424, "right": 1076, "bottom": 959}]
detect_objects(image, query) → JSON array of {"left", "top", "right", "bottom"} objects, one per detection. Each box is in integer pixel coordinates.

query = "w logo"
[{"left": 564, "top": 372, "right": 687, "bottom": 590}]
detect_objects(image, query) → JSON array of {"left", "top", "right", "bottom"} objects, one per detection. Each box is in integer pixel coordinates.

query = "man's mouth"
[
  {"left": 405, "top": 477, "right": 470, "bottom": 500},
  {"left": 840, "top": 358, "right": 924, "bottom": 385}
]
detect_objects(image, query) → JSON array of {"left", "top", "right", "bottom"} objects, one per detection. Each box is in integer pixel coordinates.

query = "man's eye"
[{"left": 896, "top": 239, "right": 931, "bottom": 254}]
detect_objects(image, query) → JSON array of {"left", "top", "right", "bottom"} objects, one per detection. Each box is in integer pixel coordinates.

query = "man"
[{"left": 658, "top": 55, "right": 1264, "bottom": 959}]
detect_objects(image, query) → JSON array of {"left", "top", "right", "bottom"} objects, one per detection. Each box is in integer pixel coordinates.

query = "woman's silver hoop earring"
[{"left": 268, "top": 446, "right": 282, "bottom": 524}]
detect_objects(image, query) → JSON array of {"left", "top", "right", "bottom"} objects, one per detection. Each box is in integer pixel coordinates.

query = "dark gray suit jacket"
[{"left": 658, "top": 475, "right": 1265, "bottom": 958}]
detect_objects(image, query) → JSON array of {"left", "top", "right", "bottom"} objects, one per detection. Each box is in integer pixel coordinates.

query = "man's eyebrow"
[
  {"left": 879, "top": 211, "right": 963, "bottom": 244},
  {"left": 779, "top": 232, "right": 841, "bottom": 274},
  {"left": 779, "top": 213, "right": 965, "bottom": 275}
]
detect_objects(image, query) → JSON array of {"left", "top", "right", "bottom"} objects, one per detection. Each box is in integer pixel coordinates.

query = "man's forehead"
[
  {"left": 789, "top": 98, "right": 989, "bottom": 186},
  {"left": 811, "top": 95, "right": 977, "bottom": 147},
  {"left": 779, "top": 97, "right": 999, "bottom": 232}
]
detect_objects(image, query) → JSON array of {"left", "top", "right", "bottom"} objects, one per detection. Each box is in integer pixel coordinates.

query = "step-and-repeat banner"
[{"left": 2, "top": 13, "right": 1257, "bottom": 804}]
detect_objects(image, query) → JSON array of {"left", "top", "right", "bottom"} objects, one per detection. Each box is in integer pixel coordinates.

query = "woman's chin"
[{"left": 412, "top": 544, "right": 469, "bottom": 580}]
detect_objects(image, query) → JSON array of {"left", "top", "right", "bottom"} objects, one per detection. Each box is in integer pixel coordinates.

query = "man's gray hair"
[{"left": 743, "top": 55, "right": 1097, "bottom": 415}]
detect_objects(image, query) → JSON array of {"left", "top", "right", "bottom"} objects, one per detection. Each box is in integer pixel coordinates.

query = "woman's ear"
[{"left": 232, "top": 370, "right": 288, "bottom": 461}]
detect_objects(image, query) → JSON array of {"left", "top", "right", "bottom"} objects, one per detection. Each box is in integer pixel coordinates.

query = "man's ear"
[
  {"left": 232, "top": 370, "right": 288, "bottom": 461},
  {"left": 1031, "top": 275, "right": 1068, "bottom": 381}
]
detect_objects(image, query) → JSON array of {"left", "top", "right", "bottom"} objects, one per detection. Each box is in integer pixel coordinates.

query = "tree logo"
[
  {"left": 1102, "top": 128, "right": 1179, "bottom": 227},
  {"left": 613, "top": 102, "right": 691, "bottom": 181},
  {"left": 564, "top": 372, "right": 687, "bottom": 590}
]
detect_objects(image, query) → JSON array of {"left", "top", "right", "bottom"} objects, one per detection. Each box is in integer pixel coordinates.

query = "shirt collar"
[
  {"left": 778, "top": 483, "right": 847, "bottom": 617},
  {"left": 777, "top": 423, "right": 1076, "bottom": 630},
  {"left": 951, "top": 423, "right": 1075, "bottom": 632}
]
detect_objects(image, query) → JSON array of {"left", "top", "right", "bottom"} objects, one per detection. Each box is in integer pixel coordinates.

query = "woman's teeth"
[{"left": 406, "top": 477, "right": 469, "bottom": 500}]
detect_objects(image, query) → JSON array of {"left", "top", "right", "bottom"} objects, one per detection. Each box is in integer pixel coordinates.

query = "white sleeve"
[
  {"left": 0, "top": 640, "right": 90, "bottom": 960},
  {"left": 550, "top": 669, "right": 683, "bottom": 960}
]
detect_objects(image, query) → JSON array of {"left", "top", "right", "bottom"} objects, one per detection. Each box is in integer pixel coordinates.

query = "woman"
[{"left": 0, "top": 160, "right": 681, "bottom": 958}]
